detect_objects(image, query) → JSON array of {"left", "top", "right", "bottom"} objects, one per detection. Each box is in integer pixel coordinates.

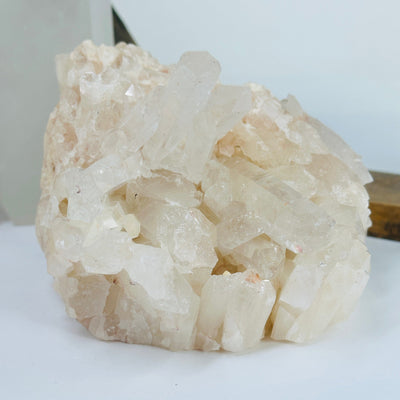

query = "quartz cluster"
[{"left": 36, "top": 41, "right": 372, "bottom": 351}]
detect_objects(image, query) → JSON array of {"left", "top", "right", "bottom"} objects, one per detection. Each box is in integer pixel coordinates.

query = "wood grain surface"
[{"left": 367, "top": 171, "right": 400, "bottom": 241}]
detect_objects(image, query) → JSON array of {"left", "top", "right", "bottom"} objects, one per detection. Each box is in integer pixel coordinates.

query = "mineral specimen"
[{"left": 36, "top": 40, "right": 372, "bottom": 351}]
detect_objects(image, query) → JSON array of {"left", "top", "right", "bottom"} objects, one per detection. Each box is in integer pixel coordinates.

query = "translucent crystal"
[
  {"left": 196, "top": 270, "right": 276, "bottom": 351},
  {"left": 36, "top": 41, "right": 371, "bottom": 352}
]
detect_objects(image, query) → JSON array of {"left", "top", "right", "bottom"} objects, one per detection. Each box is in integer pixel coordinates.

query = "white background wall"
[
  {"left": 114, "top": 0, "right": 400, "bottom": 174},
  {"left": 0, "top": 0, "right": 113, "bottom": 223}
]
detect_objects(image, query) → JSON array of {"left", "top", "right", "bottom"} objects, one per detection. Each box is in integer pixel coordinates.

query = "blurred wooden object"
[
  {"left": 112, "top": 7, "right": 136, "bottom": 45},
  {"left": 367, "top": 171, "right": 400, "bottom": 241}
]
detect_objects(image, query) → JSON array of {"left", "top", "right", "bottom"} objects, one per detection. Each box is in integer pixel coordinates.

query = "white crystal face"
[{"left": 36, "top": 40, "right": 372, "bottom": 352}]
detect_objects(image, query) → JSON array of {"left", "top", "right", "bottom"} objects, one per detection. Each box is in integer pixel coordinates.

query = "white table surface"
[{"left": 1, "top": 223, "right": 399, "bottom": 400}]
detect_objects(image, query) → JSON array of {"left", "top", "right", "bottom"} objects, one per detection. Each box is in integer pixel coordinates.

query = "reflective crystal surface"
[{"left": 36, "top": 41, "right": 371, "bottom": 351}]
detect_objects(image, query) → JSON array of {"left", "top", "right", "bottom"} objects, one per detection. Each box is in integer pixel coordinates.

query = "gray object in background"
[
  {"left": 0, "top": 203, "right": 8, "bottom": 222},
  {"left": 0, "top": 0, "right": 113, "bottom": 224}
]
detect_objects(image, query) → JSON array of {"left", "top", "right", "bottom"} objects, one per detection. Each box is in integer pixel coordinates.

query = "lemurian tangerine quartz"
[{"left": 36, "top": 40, "right": 372, "bottom": 351}]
